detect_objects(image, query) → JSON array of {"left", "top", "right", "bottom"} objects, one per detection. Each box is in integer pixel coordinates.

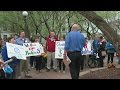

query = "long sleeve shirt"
[
  {"left": 106, "top": 42, "right": 115, "bottom": 53},
  {"left": 15, "top": 37, "right": 30, "bottom": 46},
  {"left": 1, "top": 44, "right": 20, "bottom": 66},
  {"left": 64, "top": 31, "right": 85, "bottom": 52}
]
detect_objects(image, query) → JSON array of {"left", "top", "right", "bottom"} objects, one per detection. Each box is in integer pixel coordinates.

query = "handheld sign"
[
  {"left": 23, "top": 43, "right": 44, "bottom": 57},
  {"left": 6, "top": 42, "right": 26, "bottom": 60},
  {"left": 55, "top": 41, "right": 65, "bottom": 59}
]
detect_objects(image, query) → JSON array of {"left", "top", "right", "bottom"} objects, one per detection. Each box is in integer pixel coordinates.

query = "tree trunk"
[{"left": 79, "top": 11, "right": 120, "bottom": 50}]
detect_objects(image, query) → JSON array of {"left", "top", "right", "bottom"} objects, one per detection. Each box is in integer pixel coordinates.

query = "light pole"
[{"left": 22, "top": 11, "right": 30, "bottom": 39}]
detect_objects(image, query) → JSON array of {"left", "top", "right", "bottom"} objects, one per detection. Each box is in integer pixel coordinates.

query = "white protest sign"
[
  {"left": 6, "top": 42, "right": 26, "bottom": 60},
  {"left": 81, "top": 40, "right": 93, "bottom": 55},
  {"left": 23, "top": 43, "right": 44, "bottom": 57},
  {"left": 55, "top": 41, "right": 65, "bottom": 59}
]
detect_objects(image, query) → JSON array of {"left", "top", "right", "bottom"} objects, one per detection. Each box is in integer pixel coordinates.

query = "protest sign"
[
  {"left": 23, "top": 43, "right": 44, "bottom": 57},
  {"left": 6, "top": 42, "right": 26, "bottom": 60},
  {"left": 55, "top": 41, "right": 65, "bottom": 59}
]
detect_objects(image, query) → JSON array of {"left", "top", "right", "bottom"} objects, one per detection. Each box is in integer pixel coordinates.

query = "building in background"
[{"left": 0, "top": 31, "right": 13, "bottom": 41}]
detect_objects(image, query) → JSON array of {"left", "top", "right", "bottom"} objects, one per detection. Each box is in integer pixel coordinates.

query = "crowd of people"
[
  {"left": 0, "top": 23, "right": 120, "bottom": 79},
  {"left": 0, "top": 30, "right": 66, "bottom": 79}
]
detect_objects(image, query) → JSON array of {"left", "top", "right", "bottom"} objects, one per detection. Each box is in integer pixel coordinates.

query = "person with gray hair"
[
  {"left": 64, "top": 24, "right": 85, "bottom": 79},
  {"left": 46, "top": 31, "right": 58, "bottom": 72}
]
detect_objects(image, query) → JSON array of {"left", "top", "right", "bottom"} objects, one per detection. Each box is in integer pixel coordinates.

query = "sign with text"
[
  {"left": 6, "top": 42, "right": 26, "bottom": 60},
  {"left": 81, "top": 40, "right": 93, "bottom": 55},
  {"left": 55, "top": 41, "right": 65, "bottom": 59},
  {"left": 23, "top": 43, "right": 44, "bottom": 57}
]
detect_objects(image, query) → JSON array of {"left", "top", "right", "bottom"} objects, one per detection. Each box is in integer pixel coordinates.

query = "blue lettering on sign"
[
  {"left": 14, "top": 47, "right": 20, "bottom": 53},
  {"left": 37, "top": 49, "right": 41, "bottom": 53},
  {"left": 24, "top": 44, "right": 29, "bottom": 47}
]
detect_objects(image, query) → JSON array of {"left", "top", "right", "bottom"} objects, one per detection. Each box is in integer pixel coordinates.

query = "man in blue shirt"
[
  {"left": 16, "top": 31, "right": 32, "bottom": 78},
  {"left": 64, "top": 24, "right": 85, "bottom": 79}
]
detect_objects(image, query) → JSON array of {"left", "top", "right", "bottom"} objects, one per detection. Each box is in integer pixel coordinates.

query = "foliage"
[{"left": 0, "top": 11, "right": 120, "bottom": 39}]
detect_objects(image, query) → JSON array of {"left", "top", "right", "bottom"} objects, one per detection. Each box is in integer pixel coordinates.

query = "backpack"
[{"left": 3, "top": 64, "right": 13, "bottom": 74}]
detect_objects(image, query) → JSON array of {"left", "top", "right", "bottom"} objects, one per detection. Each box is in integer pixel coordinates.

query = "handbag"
[
  {"left": 101, "top": 51, "right": 106, "bottom": 56},
  {"left": 3, "top": 65, "right": 13, "bottom": 74},
  {"left": 63, "top": 55, "right": 71, "bottom": 66}
]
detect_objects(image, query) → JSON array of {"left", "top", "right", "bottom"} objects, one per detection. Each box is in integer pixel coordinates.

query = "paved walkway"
[{"left": 22, "top": 56, "right": 120, "bottom": 79}]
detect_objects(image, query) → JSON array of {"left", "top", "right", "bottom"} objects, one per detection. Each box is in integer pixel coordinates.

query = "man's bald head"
[{"left": 71, "top": 24, "right": 80, "bottom": 31}]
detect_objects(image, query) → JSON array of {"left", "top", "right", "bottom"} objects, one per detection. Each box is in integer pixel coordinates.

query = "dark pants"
[
  {"left": 30, "top": 56, "right": 35, "bottom": 67},
  {"left": 9, "top": 64, "right": 16, "bottom": 79},
  {"left": 98, "top": 51, "right": 105, "bottom": 67},
  {"left": 108, "top": 53, "right": 114, "bottom": 64},
  {"left": 0, "top": 69, "right": 6, "bottom": 79},
  {"left": 68, "top": 52, "right": 83, "bottom": 79},
  {"left": 35, "top": 56, "right": 42, "bottom": 71},
  {"left": 81, "top": 56, "right": 84, "bottom": 70},
  {"left": 58, "top": 59, "right": 65, "bottom": 71},
  {"left": 6, "top": 73, "right": 12, "bottom": 79},
  {"left": 41, "top": 57, "right": 47, "bottom": 69}
]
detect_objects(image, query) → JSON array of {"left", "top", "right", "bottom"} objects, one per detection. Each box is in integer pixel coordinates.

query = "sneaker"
[
  {"left": 62, "top": 71, "right": 65, "bottom": 73},
  {"left": 58, "top": 70, "right": 61, "bottom": 73},
  {"left": 39, "top": 70, "right": 41, "bottom": 73},
  {"left": 31, "top": 67, "right": 34, "bottom": 69},
  {"left": 46, "top": 69, "right": 50, "bottom": 72},
  {"left": 54, "top": 69, "right": 57, "bottom": 72},
  {"left": 17, "top": 76, "right": 21, "bottom": 79},
  {"left": 25, "top": 74, "right": 32, "bottom": 78}
]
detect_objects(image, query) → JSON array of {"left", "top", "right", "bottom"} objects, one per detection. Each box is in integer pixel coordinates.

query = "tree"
[{"left": 79, "top": 11, "right": 120, "bottom": 50}]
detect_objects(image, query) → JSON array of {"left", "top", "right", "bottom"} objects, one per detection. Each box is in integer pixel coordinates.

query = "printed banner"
[
  {"left": 55, "top": 41, "right": 65, "bottom": 59},
  {"left": 23, "top": 43, "right": 44, "bottom": 57},
  {"left": 6, "top": 42, "right": 26, "bottom": 60}
]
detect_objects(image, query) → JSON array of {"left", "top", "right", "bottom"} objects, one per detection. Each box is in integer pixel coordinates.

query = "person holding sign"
[
  {"left": 16, "top": 31, "right": 32, "bottom": 78},
  {"left": 34, "top": 37, "right": 44, "bottom": 73},
  {"left": 64, "top": 24, "right": 85, "bottom": 79},
  {"left": 57, "top": 35, "right": 66, "bottom": 73},
  {"left": 98, "top": 36, "right": 106, "bottom": 67},
  {"left": 1, "top": 37, "right": 18, "bottom": 79},
  {"left": 29, "top": 37, "right": 35, "bottom": 68}
]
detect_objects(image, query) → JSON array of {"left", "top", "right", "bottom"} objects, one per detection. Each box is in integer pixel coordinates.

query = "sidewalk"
[
  {"left": 22, "top": 56, "right": 120, "bottom": 79},
  {"left": 80, "top": 56, "right": 120, "bottom": 77}
]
